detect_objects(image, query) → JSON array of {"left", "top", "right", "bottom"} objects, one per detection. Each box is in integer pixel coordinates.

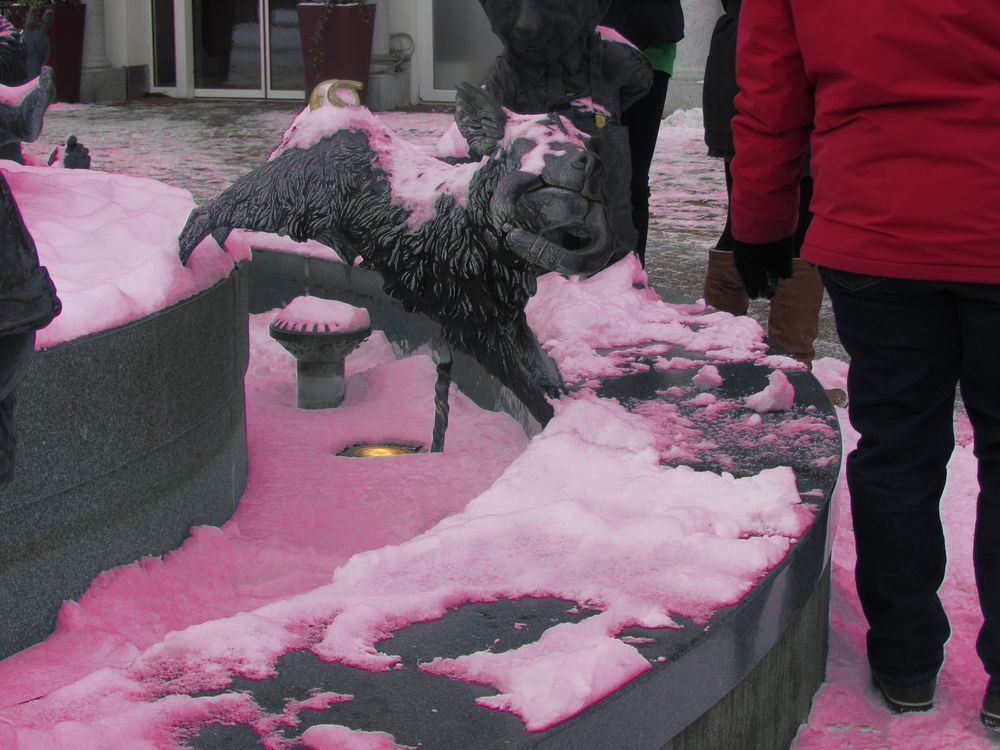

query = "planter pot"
[
  {"left": 7, "top": 3, "right": 86, "bottom": 103},
  {"left": 297, "top": 2, "right": 375, "bottom": 105}
]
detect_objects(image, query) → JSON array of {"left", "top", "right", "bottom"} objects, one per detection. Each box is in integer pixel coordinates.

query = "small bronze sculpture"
[
  {"left": 179, "top": 83, "right": 614, "bottom": 425},
  {"left": 47, "top": 134, "right": 91, "bottom": 169},
  {"left": 474, "top": 0, "right": 653, "bottom": 262},
  {"left": 0, "top": 173, "right": 61, "bottom": 484}
]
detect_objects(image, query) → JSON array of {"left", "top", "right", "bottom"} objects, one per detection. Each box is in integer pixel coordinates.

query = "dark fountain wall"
[{"left": 0, "top": 266, "right": 250, "bottom": 659}]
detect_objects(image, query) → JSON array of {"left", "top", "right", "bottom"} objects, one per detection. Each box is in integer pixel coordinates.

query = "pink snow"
[
  {"left": 525, "top": 255, "right": 768, "bottom": 384},
  {"left": 0, "top": 74, "right": 43, "bottom": 107},
  {"left": 434, "top": 122, "right": 470, "bottom": 159},
  {"left": 300, "top": 725, "right": 415, "bottom": 750},
  {"left": 571, "top": 98, "right": 611, "bottom": 117},
  {"left": 692, "top": 365, "right": 723, "bottom": 390},
  {"left": 744, "top": 370, "right": 796, "bottom": 413},
  {"left": 421, "top": 619, "right": 651, "bottom": 731},
  {"left": 272, "top": 296, "right": 370, "bottom": 334},
  {"left": 110, "top": 391, "right": 807, "bottom": 733},
  {"left": 268, "top": 101, "right": 589, "bottom": 232},
  {"left": 270, "top": 102, "right": 480, "bottom": 230},
  {"left": 2, "top": 162, "right": 246, "bottom": 350},
  {"left": 595, "top": 25, "right": 633, "bottom": 47},
  {"left": 229, "top": 230, "right": 344, "bottom": 263}
]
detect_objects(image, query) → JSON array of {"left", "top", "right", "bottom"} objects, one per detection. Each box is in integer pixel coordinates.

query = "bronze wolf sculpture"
[{"left": 178, "top": 83, "right": 613, "bottom": 425}]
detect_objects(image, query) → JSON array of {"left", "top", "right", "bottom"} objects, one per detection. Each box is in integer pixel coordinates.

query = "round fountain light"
[{"left": 339, "top": 443, "right": 422, "bottom": 458}]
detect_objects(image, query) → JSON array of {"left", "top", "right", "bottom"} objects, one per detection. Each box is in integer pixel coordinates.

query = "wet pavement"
[{"left": 23, "top": 95, "right": 846, "bottom": 363}]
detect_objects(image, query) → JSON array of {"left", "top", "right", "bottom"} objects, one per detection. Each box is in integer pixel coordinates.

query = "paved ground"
[{"left": 24, "top": 95, "right": 846, "bottom": 363}]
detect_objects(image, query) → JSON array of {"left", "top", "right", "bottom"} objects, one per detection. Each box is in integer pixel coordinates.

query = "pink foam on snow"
[
  {"left": 0, "top": 373, "right": 812, "bottom": 743},
  {"left": 103, "top": 393, "right": 808, "bottom": 733},
  {"left": 2, "top": 163, "right": 247, "bottom": 350}
]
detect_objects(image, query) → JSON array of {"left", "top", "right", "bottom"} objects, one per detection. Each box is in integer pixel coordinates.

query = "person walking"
[
  {"left": 601, "top": 0, "right": 684, "bottom": 267},
  {"left": 729, "top": 0, "right": 1000, "bottom": 726},
  {"left": 701, "top": 0, "right": 823, "bottom": 366}
]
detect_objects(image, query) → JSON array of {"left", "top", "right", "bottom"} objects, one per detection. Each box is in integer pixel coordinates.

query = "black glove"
[{"left": 732, "top": 237, "right": 794, "bottom": 299}]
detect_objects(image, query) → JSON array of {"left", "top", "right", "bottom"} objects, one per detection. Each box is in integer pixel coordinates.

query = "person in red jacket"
[{"left": 729, "top": 0, "right": 1000, "bottom": 727}]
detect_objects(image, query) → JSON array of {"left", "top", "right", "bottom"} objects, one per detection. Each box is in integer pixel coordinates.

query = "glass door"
[
  {"left": 191, "top": 0, "right": 304, "bottom": 98},
  {"left": 418, "top": 0, "right": 502, "bottom": 102},
  {"left": 151, "top": 0, "right": 177, "bottom": 88},
  {"left": 265, "top": 0, "right": 305, "bottom": 97}
]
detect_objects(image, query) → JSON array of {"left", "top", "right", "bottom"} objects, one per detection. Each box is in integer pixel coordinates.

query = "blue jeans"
[{"left": 821, "top": 268, "right": 1000, "bottom": 687}]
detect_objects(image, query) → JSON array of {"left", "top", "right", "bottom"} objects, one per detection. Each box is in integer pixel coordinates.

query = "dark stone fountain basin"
[
  {"left": 177, "top": 247, "right": 840, "bottom": 750},
  {"left": 0, "top": 266, "right": 250, "bottom": 660},
  {"left": 0, "top": 244, "right": 840, "bottom": 748}
]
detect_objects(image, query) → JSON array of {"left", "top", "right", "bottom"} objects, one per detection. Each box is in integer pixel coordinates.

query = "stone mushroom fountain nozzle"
[{"left": 269, "top": 296, "right": 371, "bottom": 409}]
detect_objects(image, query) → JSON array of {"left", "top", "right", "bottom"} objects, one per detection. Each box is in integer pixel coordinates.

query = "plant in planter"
[
  {"left": 297, "top": 0, "right": 376, "bottom": 105},
  {"left": 4, "top": 0, "right": 84, "bottom": 103}
]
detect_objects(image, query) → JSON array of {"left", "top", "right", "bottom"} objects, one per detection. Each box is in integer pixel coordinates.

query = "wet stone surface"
[
  {"left": 594, "top": 350, "right": 840, "bottom": 493},
  {"left": 181, "top": 599, "right": 604, "bottom": 749},
  {"left": 178, "top": 597, "right": 712, "bottom": 750}
]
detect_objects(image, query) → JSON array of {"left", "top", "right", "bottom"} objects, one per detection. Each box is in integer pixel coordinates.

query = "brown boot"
[
  {"left": 704, "top": 249, "right": 749, "bottom": 315},
  {"left": 767, "top": 258, "right": 824, "bottom": 366}
]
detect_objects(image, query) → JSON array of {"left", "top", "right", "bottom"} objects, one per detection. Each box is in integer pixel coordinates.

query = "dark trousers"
[
  {"left": 622, "top": 70, "right": 670, "bottom": 267},
  {"left": 821, "top": 269, "right": 1000, "bottom": 687},
  {"left": 0, "top": 331, "right": 34, "bottom": 484}
]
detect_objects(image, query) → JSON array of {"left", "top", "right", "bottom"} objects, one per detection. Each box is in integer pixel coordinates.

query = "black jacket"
[
  {"left": 702, "top": 0, "right": 741, "bottom": 157},
  {"left": 0, "top": 172, "right": 58, "bottom": 485},
  {"left": 0, "top": 173, "right": 60, "bottom": 339},
  {"left": 602, "top": 0, "right": 685, "bottom": 51}
]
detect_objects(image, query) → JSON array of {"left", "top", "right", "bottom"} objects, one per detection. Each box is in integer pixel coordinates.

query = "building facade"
[{"left": 98, "top": 0, "right": 716, "bottom": 109}]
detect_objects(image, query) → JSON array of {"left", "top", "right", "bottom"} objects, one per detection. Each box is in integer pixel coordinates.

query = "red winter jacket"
[{"left": 730, "top": 0, "right": 1000, "bottom": 283}]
